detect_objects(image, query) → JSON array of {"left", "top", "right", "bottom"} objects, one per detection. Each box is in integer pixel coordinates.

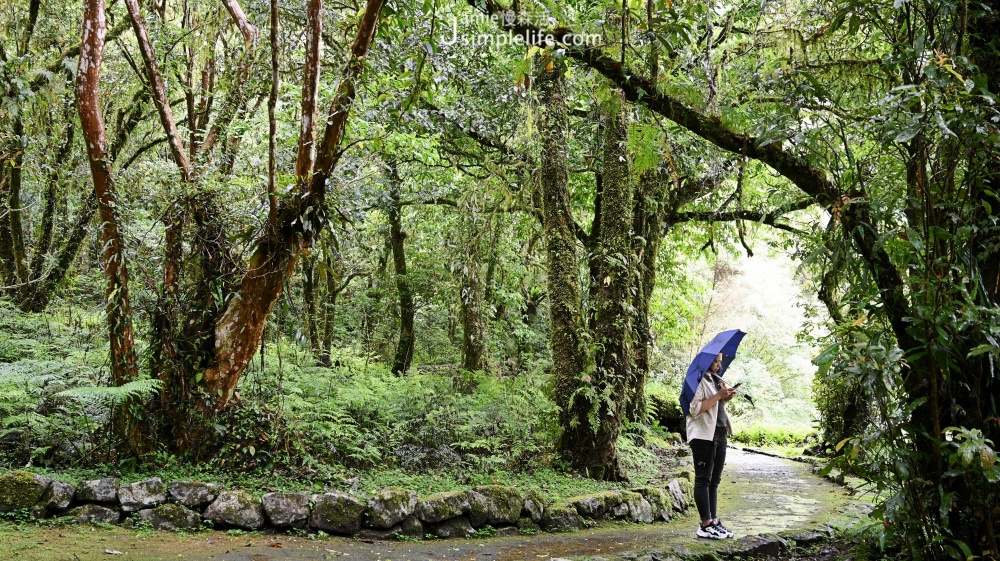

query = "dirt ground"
[{"left": 0, "top": 449, "right": 871, "bottom": 561}]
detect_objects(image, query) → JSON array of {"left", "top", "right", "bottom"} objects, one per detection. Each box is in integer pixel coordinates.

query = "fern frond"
[{"left": 54, "top": 379, "right": 162, "bottom": 405}]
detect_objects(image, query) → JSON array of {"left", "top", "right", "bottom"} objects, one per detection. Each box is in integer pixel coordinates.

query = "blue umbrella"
[{"left": 680, "top": 329, "right": 746, "bottom": 415}]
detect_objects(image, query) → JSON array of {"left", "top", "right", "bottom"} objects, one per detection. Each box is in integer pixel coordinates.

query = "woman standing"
[{"left": 686, "top": 352, "right": 737, "bottom": 539}]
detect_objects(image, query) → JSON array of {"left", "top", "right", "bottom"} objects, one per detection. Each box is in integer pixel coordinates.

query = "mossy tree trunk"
[
  {"left": 537, "top": 57, "right": 592, "bottom": 473},
  {"left": 460, "top": 262, "right": 485, "bottom": 373},
  {"left": 624, "top": 166, "right": 673, "bottom": 424},
  {"left": 581, "top": 89, "right": 633, "bottom": 481},
  {"left": 387, "top": 165, "right": 415, "bottom": 376}
]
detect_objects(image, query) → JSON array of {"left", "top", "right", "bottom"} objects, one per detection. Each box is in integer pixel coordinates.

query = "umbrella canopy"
[{"left": 680, "top": 329, "right": 746, "bottom": 416}]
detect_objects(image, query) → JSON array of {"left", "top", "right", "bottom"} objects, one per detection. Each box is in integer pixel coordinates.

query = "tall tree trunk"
[
  {"left": 582, "top": 89, "right": 633, "bottom": 481},
  {"left": 77, "top": 0, "right": 141, "bottom": 451},
  {"left": 387, "top": 167, "right": 415, "bottom": 375},
  {"left": 625, "top": 166, "right": 673, "bottom": 424},
  {"left": 302, "top": 254, "right": 321, "bottom": 356},
  {"left": 0, "top": 118, "right": 28, "bottom": 289},
  {"left": 460, "top": 262, "right": 485, "bottom": 372},
  {"left": 537, "top": 57, "right": 591, "bottom": 473}
]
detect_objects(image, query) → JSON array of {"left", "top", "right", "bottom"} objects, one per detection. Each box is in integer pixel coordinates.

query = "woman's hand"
[{"left": 720, "top": 386, "right": 737, "bottom": 402}]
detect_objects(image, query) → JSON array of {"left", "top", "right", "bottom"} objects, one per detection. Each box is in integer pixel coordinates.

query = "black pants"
[{"left": 690, "top": 426, "right": 728, "bottom": 522}]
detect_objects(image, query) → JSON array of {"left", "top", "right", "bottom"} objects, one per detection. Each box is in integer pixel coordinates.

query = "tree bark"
[
  {"left": 387, "top": 167, "right": 415, "bottom": 376},
  {"left": 302, "top": 254, "right": 321, "bottom": 355},
  {"left": 0, "top": 118, "right": 28, "bottom": 289},
  {"left": 295, "top": 0, "right": 322, "bottom": 185},
  {"left": 582, "top": 90, "right": 633, "bottom": 481},
  {"left": 77, "top": 0, "right": 141, "bottom": 450},
  {"left": 536, "top": 57, "right": 591, "bottom": 473},
  {"left": 460, "top": 262, "right": 485, "bottom": 372},
  {"left": 625, "top": 166, "right": 674, "bottom": 423},
  {"left": 124, "top": 0, "right": 192, "bottom": 181}
]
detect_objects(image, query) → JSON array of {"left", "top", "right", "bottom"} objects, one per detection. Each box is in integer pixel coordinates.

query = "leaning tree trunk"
[
  {"left": 200, "top": 0, "right": 385, "bottom": 409},
  {"left": 581, "top": 89, "right": 633, "bottom": 481},
  {"left": 387, "top": 168, "right": 415, "bottom": 375}
]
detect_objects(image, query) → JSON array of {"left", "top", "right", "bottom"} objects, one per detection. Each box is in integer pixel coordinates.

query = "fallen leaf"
[{"left": 269, "top": 543, "right": 283, "bottom": 548}]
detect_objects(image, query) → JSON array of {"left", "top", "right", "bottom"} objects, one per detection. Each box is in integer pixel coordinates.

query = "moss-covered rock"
[
  {"left": 262, "top": 492, "right": 309, "bottom": 528},
  {"left": 0, "top": 471, "right": 51, "bottom": 513},
  {"left": 429, "top": 515, "right": 475, "bottom": 538},
  {"left": 64, "top": 503, "right": 121, "bottom": 525},
  {"left": 202, "top": 490, "right": 264, "bottom": 530},
  {"left": 517, "top": 516, "right": 541, "bottom": 533},
  {"left": 667, "top": 477, "right": 693, "bottom": 512},
  {"left": 567, "top": 490, "right": 646, "bottom": 520},
  {"left": 414, "top": 490, "right": 469, "bottom": 524},
  {"left": 468, "top": 486, "right": 523, "bottom": 526},
  {"left": 632, "top": 487, "right": 673, "bottom": 521},
  {"left": 521, "top": 488, "right": 546, "bottom": 523},
  {"left": 310, "top": 492, "right": 365, "bottom": 534},
  {"left": 398, "top": 514, "right": 424, "bottom": 539},
  {"left": 366, "top": 487, "right": 417, "bottom": 529},
  {"left": 138, "top": 503, "right": 201, "bottom": 530},
  {"left": 540, "top": 500, "right": 580, "bottom": 532}
]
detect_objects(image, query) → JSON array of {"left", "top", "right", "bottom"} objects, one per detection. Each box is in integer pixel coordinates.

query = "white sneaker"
[
  {"left": 712, "top": 520, "right": 734, "bottom": 538},
  {"left": 697, "top": 524, "right": 724, "bottom": 539}
]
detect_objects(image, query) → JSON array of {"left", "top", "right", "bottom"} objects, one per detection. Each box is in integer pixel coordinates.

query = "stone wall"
[{"left": 0, "top": 471, "right": 693, "bottom": 538}]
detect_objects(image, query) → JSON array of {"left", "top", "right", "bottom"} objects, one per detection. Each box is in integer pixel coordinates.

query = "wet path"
[{"left": 0, "top": 449, "right": 869, "bottom": 561}]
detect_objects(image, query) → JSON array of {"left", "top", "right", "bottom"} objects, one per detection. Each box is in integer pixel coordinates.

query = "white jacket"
[{"left": 686, "top": 373, "right": 733, "bottom": 442}]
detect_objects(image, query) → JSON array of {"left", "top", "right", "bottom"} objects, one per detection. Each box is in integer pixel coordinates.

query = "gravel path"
[{"left": 0, "top": 449, "right": 870, "bottom": 561}]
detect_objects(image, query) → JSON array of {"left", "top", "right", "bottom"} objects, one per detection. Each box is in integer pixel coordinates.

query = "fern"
[
  {"left": 55, "top": 378, "right": 162, "bottom": 406},
  {"left": 0, "top": 360, "right": 90, "bottom": 388}
]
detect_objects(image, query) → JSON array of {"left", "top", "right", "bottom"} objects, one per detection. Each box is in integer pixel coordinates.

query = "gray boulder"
[
  {"left": 667, "top": 478, "right": 692, "bottom": 512},
  {"left": 203, "top": 490, "right": 264, "bottom": 530},
  {"left": 139, "top": 503, "right": 201, "bottom": 530},
  {"left": 414, "top": 490, "right": 469, "bottom": 523},
  {"left": 167, "top": 481, "right": 220, "bottom": 508},
  {"left": 632, "top": 487, "right": 672, "bottom": 521},
  {"left": 366, "top": 487, "right": 417, "bottom": 529},
  {"left": 0, "top": 471, "right": 51, "bottom": 512},
  {"left": 262, "top": 492, "right": 310, "bottom": 528},
  {"left": 623, "top": 494, "right": 653, "bottom": 523},
  {"left": 521, "top": 489, "right": 545, "bottom": 523},
  {"left": 310, "top": 492, "right": 366, "bottom": 534},
  {"left": 468, "top": 486, "right": 523, "bottom": 526},
  {"left": 430, "top": 516, "right": 475, "bottom": 538},
  {"left": 119, "top": 478, "right": 166, "bottom": 512},
  {"left": 398, "top": 515, "right": 424, "bottom": 538},
  {"left": 40, "top": 480, "right": 75, "bottom": 512},
  {"left": 75, "top": 478, "right": 118, "bottom": 504},
  {"left": 65, "top": 503, "right": 121, "bottom": 524}
]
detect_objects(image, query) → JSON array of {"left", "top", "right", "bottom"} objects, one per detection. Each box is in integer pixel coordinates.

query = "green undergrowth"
[{"left": 2, "top": 302, "right": 689, "bottom": 503}]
